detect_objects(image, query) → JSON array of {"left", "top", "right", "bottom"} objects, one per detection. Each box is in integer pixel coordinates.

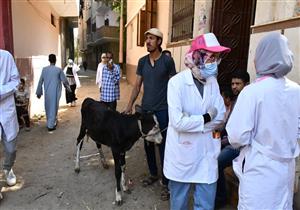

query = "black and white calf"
[{"left": 75, "top": 98, "right": 162, "bottom": 205}]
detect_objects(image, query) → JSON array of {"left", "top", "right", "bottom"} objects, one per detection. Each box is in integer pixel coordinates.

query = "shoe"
[
  {"left": 47, "top": 127, "right": 56, "bottom": 132},
  {"left": 142, "top": 175, "right": 159, "bottom": 187},
  {"left": 25, "top": 127, "right": 31, "bottom": 132},
  {"left": 160, "top": 185, "right": 170, "bottom": 201},
  {"left": 4, "top": 169, "right": 16, "bottom": 186}
]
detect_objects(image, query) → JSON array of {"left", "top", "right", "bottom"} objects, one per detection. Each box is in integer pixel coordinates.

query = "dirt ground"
[
  {"left": 0, "top": 70, "right": 170, "bottom": 210},
  {"left": 1, "top": 70, "right": 299, "bottom": 210}
]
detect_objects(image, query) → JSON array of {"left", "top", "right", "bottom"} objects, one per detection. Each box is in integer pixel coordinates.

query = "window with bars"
[{"left": 171, "top": 0, "right": 195, "bottom": 42}]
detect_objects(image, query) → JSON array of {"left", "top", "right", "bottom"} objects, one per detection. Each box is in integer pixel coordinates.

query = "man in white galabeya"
[
  {"left": 0, "top": 49, "right": 20, "bottom": 189},
  {"left": 226, "top": 32, "right": 300, "bottom": 209}
]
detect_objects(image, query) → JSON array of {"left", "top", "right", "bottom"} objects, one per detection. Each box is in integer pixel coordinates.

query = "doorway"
[{"left": 211, "top": 0, "right": 256, "bottom": 88}]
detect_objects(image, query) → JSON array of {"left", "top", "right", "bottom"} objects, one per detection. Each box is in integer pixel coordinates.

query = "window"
[
  {"left": 104, "top": 18, "right": 109, "bottom": 26},
  {"left": 171, "top": 0, "right": 195, "bottom": 42},
  {"left": 145, "top": 0, "right": 157, "bottom": 29},
  {"left": 92, "top": 22, "right": 96, "bottom": 32},
  {"left": 51, "top": 14, "right": 56, "bottom": 27},
  {"left": 137, "top": 10, "right": 146, "bottom": 46},
  {"left": 137, "top": 0, "right": 157, "bottom": 46}
]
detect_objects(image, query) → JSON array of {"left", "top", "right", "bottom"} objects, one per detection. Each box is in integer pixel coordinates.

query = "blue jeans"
[
  {"left": 216, "top": 145, "right": 240, "bottom": 202},
  {"left": 0, "top": 125, "right": 17, "bottom": 171},
  {"left": 169, "top": 180, "right": 217, "bottom": 210},
  {"left": 144, "top": 109, "right": 168, "bottom": 185}
]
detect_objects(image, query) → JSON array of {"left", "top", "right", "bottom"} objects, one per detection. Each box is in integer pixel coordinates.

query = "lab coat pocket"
[
  {"left": 232, "top": 146, "right": 249, "bottom": 179},
  {"left": 207, "top": 134, "right": 221, "bottom": 159},
  {"left": 177, "top": 132, "right": 200, "bottom": 165}
]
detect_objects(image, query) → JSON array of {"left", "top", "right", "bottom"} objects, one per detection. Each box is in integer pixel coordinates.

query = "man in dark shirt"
[{"left": 124, "top": 28, "right": 176, "bottom": 201}]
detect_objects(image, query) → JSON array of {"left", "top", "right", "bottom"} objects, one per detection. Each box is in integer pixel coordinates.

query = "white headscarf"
[{"left": 255, "top": 32, "right": 294, "bottom": 78}]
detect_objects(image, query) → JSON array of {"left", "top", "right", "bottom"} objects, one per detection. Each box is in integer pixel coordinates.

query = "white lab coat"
[
  {"left": 164, "top": 69, "right": 225, "bottom": 183},
  {"left": 96, "top": 62, "right": 105, "bottom": 88},
  {"left": 0, "top": 50, "right": 20, "bottom": 141},
  {"left": 226, "top": 76, "right": 300, "bottom": 210},
  {"left": 63, "top": 64, "right": 81, "bottom": 88}
]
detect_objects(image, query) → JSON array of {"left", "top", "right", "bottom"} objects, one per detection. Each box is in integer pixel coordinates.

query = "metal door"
[{"left": 211, "top": 0, "right": 256, "bottom": 88}]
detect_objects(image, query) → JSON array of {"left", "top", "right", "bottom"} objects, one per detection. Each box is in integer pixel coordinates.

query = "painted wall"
[
  {"left": 247, "top": 1, "right": 300, "bottom": 83},
  {"left": 12, "top": 0, "right": 65, "bottom": 116},
  {"left": 255, "top": 0, "right": 298, "bottom": 25},
  {"left": 126, "top": 0, "right": 215, "bottom": 85},
  {"left": 126, "top": 0, "right": 189, "bottom": 84}
]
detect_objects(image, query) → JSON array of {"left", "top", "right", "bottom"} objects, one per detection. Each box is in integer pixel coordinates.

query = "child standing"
[{"left": 15, "top": 78, "right": 30, "bottom": 131}]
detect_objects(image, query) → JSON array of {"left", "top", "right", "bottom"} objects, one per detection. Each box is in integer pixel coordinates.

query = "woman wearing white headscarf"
[
  {"left": 96, "top": 53, "right": 108, "bottom": 91},
  {"left": 63, "top": 59, "right": 81, "bottom": 106},
  {"left": 226, "top": 32, "right": 300, "bottom": 209}
]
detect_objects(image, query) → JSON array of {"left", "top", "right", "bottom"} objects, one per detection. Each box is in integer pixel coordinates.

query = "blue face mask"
[{"left": 200, "top": 62, "right": 218, "bottom": 79}]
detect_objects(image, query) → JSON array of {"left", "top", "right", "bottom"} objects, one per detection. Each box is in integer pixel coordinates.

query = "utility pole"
[{"left": 119, "top": 0, "right": 124, "bottom": 64}]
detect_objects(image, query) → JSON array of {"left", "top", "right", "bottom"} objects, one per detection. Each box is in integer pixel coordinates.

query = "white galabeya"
[{"left": 4, "top": 169, "right": 16, "bottom": 186}]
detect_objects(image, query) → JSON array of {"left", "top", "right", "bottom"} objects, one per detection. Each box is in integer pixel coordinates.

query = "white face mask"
[{"left": 199, "top": 61, "right": 218, "bottom": 79}]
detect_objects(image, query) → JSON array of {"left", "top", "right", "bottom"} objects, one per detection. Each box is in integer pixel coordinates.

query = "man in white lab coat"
[
  {"left": 0, "top": 49, "right": 20, "bottom": 187},
  {"left": 164, "top": 33, "right": 230, "bottom": 210},
  {"left": 226, "top": 32, "right": 300, "bottom": 209}
]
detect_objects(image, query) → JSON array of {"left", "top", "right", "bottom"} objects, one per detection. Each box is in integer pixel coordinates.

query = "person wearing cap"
[
  {"left": 124, "top": 28, "right": 176, "bottom": 200},
  {"left": 226, "top": 32, "right": 300, "bottom": 209},
  {"left": 163, "top": 33, "right": 230, "bottom": 209},
  {"left": 63, "top": 58, "right": 81, "bottom": 107}
]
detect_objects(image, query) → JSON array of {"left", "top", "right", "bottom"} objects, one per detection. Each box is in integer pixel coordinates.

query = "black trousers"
[{"left": 66, "top": 84, "right": 77, "bottom": 104}]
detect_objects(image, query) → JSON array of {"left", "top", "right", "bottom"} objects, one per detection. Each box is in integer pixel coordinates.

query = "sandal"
[
  {"left": 160, "top": 186, "right": 170, "bottom": 201},
  {"left": 142, "top": 175, "right": 159, "bottom": 187}
]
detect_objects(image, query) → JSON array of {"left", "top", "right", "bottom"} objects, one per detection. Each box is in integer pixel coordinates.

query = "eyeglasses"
[
  {"left": 200, "top": 50, "right": 220, "bottom": 63},
  {"left": 101, "top": 56, "right": 107, "bottom": 59},
  {"left": 193, "top": 50, "right": 221, "bottom": 65}
]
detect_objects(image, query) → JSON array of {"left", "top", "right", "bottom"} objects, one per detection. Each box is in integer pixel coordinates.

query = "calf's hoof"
[
  {"left": 114, "top": 200, "right": 123, "bottom": 206},
  {"left": 124, "top": 189, "right": 131, "bottom": 194},
  {"left": 74, "top": 168, "right": 80, "bottom": 173}
]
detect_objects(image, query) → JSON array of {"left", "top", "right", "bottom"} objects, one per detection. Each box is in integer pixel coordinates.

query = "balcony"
[{"left": 87, "top": 26, "right": 119, "bottom": 46}]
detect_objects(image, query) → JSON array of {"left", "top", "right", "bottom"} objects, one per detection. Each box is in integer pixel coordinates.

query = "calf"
[{"left": 75, "top": 98, "right": 162, "bottom": 205}]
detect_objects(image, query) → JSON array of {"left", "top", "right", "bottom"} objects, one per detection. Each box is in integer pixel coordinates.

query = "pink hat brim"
[{"left": 189, "top": 45, "right": 231, "bottom": 53}]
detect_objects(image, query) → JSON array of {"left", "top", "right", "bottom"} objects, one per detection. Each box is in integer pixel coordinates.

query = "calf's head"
[{"left": 135, "top": 106, "right": 163, "bottom": 144}]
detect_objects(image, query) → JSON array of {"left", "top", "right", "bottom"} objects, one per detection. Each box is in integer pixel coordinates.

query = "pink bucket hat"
[{"left": 188, "top": 33, "right": 231, "bottom": 53}]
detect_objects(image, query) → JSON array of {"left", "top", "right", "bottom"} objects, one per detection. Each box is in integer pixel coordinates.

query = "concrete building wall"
[
  {"left": 12, "top": 1, "right": 61, "bottom": 61},
  {"left": 126, "top": 0, "right": 300, "bottom": 85},
  {"left": 11, "top": 0, "right": 69, "bottom": 116},
  {"left": 247, "top": 1, "right": 300, "bottom": 83},
  {"left": 106, "top": 10, "right": 119, "bottom": 26}
]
